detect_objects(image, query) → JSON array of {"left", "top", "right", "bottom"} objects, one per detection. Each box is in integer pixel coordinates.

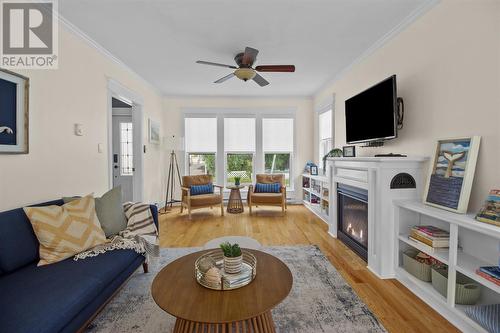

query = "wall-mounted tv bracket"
[{"left": 396, "top": 97, "right": 404, "bottom": 130}]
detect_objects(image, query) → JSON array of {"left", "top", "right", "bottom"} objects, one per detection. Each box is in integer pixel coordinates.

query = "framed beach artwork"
[
  {"left": 148, "top": 118, "right": 160, "bottom": 145},
  {"left": 424, "top": 136, "right": 481, "bottom": 213},
  {"left": 0, "top": 69, "right": 29, "bottom": 154}
]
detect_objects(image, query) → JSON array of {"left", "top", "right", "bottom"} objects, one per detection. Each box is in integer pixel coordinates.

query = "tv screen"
[{"left": 345, "top": 75, "right": 397, "bottom": 144}]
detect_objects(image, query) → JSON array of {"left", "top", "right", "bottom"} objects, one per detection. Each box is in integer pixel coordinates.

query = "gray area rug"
[{"left": 86, "top": 245, "right": 386, "bottom": 332}]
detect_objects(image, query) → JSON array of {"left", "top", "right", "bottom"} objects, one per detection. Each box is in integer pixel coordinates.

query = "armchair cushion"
[
  {"left": 250, "top": 193, "right": 283, "bottom": 204},
  {"left": 188, "top": 194, "right": 222, "bottom": 207},
  {"left": 256, "top": 174, "right": 285, "bottom": 185},
  {"left": 255, "top": 182, "right": 281, "bottom": 193},
  {"left": 182, "top": 175, "right": 213, "bottom": 187},
  {"left": 190, "top": 183, "right": 214, "bottom": 196}
]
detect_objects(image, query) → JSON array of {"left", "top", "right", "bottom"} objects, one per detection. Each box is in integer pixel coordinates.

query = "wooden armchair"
[
  {"left": 247, "top": 174, "right": 287, "bottom": 216},
  {"left": 180, "top": 175, "right": 224, "bottom": 219}
]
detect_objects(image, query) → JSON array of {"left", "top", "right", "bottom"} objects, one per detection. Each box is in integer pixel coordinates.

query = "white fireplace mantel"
[{"left": 326, "top": 156, "right": 428, "bottom": 278}]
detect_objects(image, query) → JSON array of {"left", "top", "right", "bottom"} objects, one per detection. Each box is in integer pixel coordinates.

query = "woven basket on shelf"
[
  {"left": 402, "top": 248, "right": 432, "bottom": 282},
  {"left": 431, "top": 267, "right": 481, "bottom": 305}
]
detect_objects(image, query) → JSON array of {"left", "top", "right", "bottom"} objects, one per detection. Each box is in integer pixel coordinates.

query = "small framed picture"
[
  {"left": 310, "top": 165, "right": 318, "bottom": 175},
  {"left": 343, "top": 146, "right": 356, "bottom": 157},
  {"left": 148, "top": 118, "right": 160, "bottom": 144}
]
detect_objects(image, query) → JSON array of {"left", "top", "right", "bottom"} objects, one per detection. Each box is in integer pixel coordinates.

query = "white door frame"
[{"left": 107, "top": 78, "right": 144, "bottom": 202}]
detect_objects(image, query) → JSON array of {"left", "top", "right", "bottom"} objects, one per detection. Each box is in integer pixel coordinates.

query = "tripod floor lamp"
[{"left": 163, "top": 135, "right": 182, "bottom": 213}]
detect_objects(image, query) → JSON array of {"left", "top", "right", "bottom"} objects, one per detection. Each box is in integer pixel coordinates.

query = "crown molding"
[
  {"left": 163, "top": 94, "right": 313, "bottom": 101},
  {"left": 313, "top": 0, "right": 440, "bottom": 100},
  {"left": 56, "top": 13, "right": 163, "bottom": 96}
]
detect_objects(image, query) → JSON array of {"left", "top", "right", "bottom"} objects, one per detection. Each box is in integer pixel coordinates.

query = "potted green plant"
[
  {"left": 234, "top": 176, "right": 241, "bottom": 186},
  {"left": 220, "top": 242, "right": 242, "bottom": 274}
]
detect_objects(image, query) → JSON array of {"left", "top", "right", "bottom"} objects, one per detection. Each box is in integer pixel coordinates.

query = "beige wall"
[
  {"left": 162, "top": 96, "right": 314, "bottom": 201},
  {"left": 0, "top": 25, "right": 165, "bottom": 211},
  {"left": 313, "top": 0, "right": 500, "bottom": 212}
]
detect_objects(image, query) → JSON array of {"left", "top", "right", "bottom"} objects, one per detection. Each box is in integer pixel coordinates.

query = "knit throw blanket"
[{"left": 74, "top": 202, "right": 160, "bottom": 262}]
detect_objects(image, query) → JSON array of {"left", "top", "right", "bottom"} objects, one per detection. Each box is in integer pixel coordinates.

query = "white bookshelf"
[
  {"left": 394, "top": 200, "right": 500, "bottom": 333},
  {"left": 302, "top": 173, "right": 330, "bottom": 224}
]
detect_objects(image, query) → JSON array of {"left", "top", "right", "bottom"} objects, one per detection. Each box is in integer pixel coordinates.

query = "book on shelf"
[
  {"left": 412, "top": 225, "right": 449, "bottom": 238},
  {"left": 475, "top": 189, "right": 500, "bottom": 227},
  {"left": 479, "top": 266, "right": 500, "bottom": 279},
  {"left": 476, "top": 269, "right": 500, "bottom": 286},
  {"left": 409, "top": 230, "right": 449, "bottom": 248},
  {"left": 407, "top": 236, "right": 447, "bottom": 254}
]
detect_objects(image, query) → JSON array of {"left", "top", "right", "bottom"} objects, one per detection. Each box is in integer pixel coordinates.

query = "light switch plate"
[
  {"left": 98, "top": 143, "right": 103, "bottom": 153},
  {"left": 74, "top": 123, "right": 83, "bottom": 136}
]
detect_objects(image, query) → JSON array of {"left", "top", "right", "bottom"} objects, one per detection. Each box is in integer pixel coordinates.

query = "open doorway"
[{"left": 107, "top": 79, "right": 144, "bottom": 203}]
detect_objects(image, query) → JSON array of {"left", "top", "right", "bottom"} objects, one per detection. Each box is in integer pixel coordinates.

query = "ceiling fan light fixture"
[{"left": 234, "top": 68, "right": 256, "bottom": 81}]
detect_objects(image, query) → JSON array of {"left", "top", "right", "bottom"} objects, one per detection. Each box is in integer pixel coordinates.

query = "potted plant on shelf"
[
  {"left": 220, "top": 242, "right": 242, "bottom": 274},
  {"left": 234, "top": 176, "right": 241, "bottom": 186}
]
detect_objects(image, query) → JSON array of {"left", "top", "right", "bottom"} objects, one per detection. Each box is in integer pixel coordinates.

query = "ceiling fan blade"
[
  {"left": 214, "top": 73, "right": 235, "bottom": 83},
  {"left": 255, "top": 65, "right": 295, "bottom": 72},
  {"left": 242, "top": 47, "right": 259, "bottom": 66},
  {"left": 196, "top": 60, "right": 237, "bottom": 69},
  {"left": 252, "top": 73, "right": 269, "bottom": 87}
]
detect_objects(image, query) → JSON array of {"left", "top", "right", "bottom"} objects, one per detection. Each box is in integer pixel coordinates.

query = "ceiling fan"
[{"left": 196, "top": 46, "right": 295, "bottom": 87}]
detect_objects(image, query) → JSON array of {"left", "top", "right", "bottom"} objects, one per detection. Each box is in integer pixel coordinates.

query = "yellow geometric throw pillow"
[{"left": 24, "top": 195, "right": 107, "bottom": 266}]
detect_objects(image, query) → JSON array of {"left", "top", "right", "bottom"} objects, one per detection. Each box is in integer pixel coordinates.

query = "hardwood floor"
[{"left": 159, "top": 204, "right": 459, "bottom": 333}]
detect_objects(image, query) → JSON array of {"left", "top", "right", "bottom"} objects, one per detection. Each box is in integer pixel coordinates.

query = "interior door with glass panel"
[{"left": 112, "top": 115, "right": 134, "bottom": 202}]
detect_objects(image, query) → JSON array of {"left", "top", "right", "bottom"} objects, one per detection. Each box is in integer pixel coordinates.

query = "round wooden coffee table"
[
  {"left": 151, "top": 249, "right": 292, "bottom": 333},
  {"left": 226, "top": 185, "right": 245, "bottom": 214}
]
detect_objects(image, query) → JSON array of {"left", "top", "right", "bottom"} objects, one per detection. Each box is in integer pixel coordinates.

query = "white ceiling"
[{"left": 59, "top": 0, "right": 431, "bottom": 97}]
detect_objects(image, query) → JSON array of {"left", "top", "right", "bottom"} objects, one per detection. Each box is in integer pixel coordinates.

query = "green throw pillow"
[{"left": 63, "top": 186, "right": 127, "bottom": 237}]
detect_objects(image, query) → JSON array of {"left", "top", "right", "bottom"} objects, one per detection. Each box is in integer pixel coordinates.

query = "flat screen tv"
[{"left": 345, "top": 75, "right": 397, "bottom": 144}]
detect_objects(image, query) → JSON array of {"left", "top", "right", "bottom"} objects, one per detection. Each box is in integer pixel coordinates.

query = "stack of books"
[
  {"left": 409, "top": 225, "right": 450, "bottom": 252},
  {"left": 476, "top": 266, "right": 500, "bottom": 286}
]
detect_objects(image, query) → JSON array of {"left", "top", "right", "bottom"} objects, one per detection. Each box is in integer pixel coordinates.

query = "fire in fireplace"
[{"left": 337, "top": 184, "right": 368, "bottom": 260}]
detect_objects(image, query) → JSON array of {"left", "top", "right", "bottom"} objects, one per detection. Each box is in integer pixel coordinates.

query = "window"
[
  {"left": 184, "top": 112, "right": 296, "bottom": 191},
  {"left": 319, "top": 109, "right": 333, "bottom": 163},
  {"left": 224, "top": 118, "right": 255, "bottom": 184},
  {"left": 263, "top": 118, "right": 293, "bottom": 187},
  {"left": 120, "top": 122, "right": 133, "bottom": 176},
  {"left": 185, "top": 118, "right": 217, "bottom": 177}
]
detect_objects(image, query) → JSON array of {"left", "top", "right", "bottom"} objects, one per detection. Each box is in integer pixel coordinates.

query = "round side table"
[
  {"left": 151, "top": 249, "right": 293, "bottom": 333},
  {"left": 226, "top": 185, "right": 245, "bottom": 214}
]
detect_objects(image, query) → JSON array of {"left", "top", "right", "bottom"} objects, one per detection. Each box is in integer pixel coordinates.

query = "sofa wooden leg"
[
  {"left": 180, "top": 204, "right": 184, "bottom": 214},
  {"left": 188, "top": 208, "right": 192, "bottom": 220},
  {"left": 142, "top": 262, "right": 149, "bottom": 273},
  {"left": 221, "top": 202, "right": 224, "bottom": 216}
]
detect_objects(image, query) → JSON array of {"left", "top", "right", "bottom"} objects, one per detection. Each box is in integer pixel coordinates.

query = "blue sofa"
[{"left": 0, "top": 199, "right": 158, "bottom": 333}]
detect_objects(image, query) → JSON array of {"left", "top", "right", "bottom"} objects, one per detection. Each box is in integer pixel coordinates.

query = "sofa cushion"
[
  {"left": 0, "top": 249, "right": 142, "bottom": 333},
  {"left": 182, "top": 174, "right": 213, "bottom": 187},
  {"left": 0, "top": 199, "right": 63, "bottom": 273},
  {"left": 64, "top": 187, "right": 127, "bottom": 237},
  {"left": 255, "top": 182, "right": 281, "bottom": 193},
  {"left": 24, "top": 195, "right": 107, "bottom": 266}
]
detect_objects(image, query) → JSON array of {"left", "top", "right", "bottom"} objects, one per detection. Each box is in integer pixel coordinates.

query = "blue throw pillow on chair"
[
  {"left": 254, "top": 182, "right": 281, "bottom": 193},
  {"left": 190, "top": 183, "right": 214, "bottom": 196}
]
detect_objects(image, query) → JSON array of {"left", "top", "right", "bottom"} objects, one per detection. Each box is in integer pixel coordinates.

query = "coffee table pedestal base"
[{"left": 173, "top": 311, "right": 276, "bottom": 333}]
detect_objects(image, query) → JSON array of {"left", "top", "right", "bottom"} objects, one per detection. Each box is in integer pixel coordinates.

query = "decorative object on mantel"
[
  {"left": 322, "top": 148, "right": 343, "bottom": 174},
  {"left": 343, "top": 145, "right": 356, "bottom": 157},
  {"left": 195, "top": 248, "right": 257, "bottom": 290},
  {"left": 424, "top": 136, "right": 481, "bottom": 214},
  {"left": 0, "top": 69, "right": 29, "bottom": 154},
  {"left": 220, "top": 242, "right": 243, "bottom": 273},
  {"left": 475, "top": 189, "right": 500, "bottom": 227},
  {"left": 148, "top": 118, "right": 160, "bottom": 144}
]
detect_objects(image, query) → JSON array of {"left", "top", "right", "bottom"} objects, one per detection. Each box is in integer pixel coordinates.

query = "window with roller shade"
[
  {"left": 263, "top": 118, "right": 293, "bottom": 187},
  {"left": 185, "top": 117, "right": 217, "bottom": 177}
]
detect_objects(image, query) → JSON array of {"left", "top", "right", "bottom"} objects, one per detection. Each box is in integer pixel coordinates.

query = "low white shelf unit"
[
  {"left": 394, "top": 200, "right": 500, "bottom": 333},
  {"left": 302, "top": 173, "right": 330, "bottom": 223}
]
